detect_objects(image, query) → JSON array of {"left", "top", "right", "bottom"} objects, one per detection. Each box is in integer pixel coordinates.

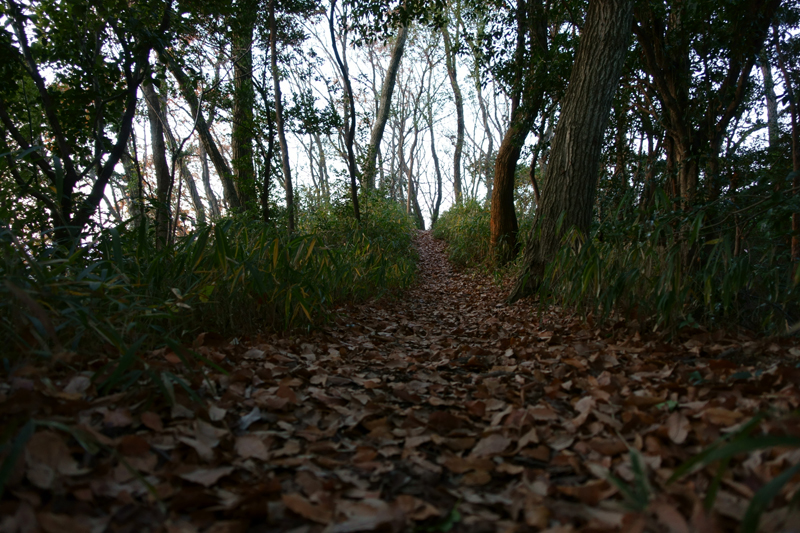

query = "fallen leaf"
[
  {"left": 235, "top": 435, "right": 269, "bottom": 461},
  {"left": 471, "top": 434, "right": 510, "bottom": 457},
  {"left": 178, "top": 466, "right": 234, "bottom": 487}
]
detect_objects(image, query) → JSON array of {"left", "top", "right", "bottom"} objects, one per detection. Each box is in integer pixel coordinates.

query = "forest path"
[{"left": 5, "top": 232, "right": 800, "bottom": 533}]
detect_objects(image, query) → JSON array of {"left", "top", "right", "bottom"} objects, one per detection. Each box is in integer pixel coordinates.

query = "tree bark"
[
  {"left": 489, "top": 0, "right": 549, "bottom": 264},
  {"left": 428, "top": 99, "right": 443, "bottom": 226},
  {"left": 261, "top": 113, "right": 275, "bottom": 224},
  {"left": 442, "top": 26, "right": 464, "bottom": 204},
  {"left": 774, "top": 24, "right": 799, "bottom": 268},
  {"left": 510, "top": 0, "right": 634, "bottom": 302},
  {"left": 142, "top": 81, "right": 171, "bottom": 247},
  {"left": 760, "top": 48, "right": 779, "bottom": 148},
  {"left": 363, "top": 25, "right": 408, "bottom": 190},
  {"left": 271, "top": 0, "right": 295, "bottom": 232},
  {"left": 330, "top": 0, "right": 360, "bottom": 221},
  {"left": 232, "top": 7, "right": 256, "bottom": 209}
]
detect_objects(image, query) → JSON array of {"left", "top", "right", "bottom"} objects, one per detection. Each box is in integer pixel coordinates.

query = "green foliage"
[
  {"left": 0, "top": 200, "right": 417, "bottom": 361},
  {"left": 606, "top": 448, "right": 654, "bottom": 512},
  {"left": 432, "top": 199, "right": 491, "bottom": 267},
  {"left": 669, "top": 412, "right": 800, "bottom": 533},
  {"left": 536, "top": 186, "right": 800, "bottom": 334}
]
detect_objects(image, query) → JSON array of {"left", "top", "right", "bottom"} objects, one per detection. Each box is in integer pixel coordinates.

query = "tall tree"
[
  {"left": 0, "top": 0, "right": 167, "bottom": 243},
  {"left": 760, "top": 48, "right": 780, "bottom": 148},
  {"left": 633, "top": 0, "right": 781, "bottom": 206},
  {"left": 142, "top": 81, "right": 171, "bottom": 247},
  {"left": 270, "top": 0, "right": 295, "bottom": 231},
  {"left": 363, "top": 25, "right": 408, "bottom": 190},
  {"left": 231, "top": 0, "right": 257, "bottom": 209},
  {"left": 159, "top": 97, "right": 207, "bottom": 226},
  {"left": 774, "top": 22, "right": 799, "bottom": 267},
  {"left": 510, "top": 0, "right": 634, "bottom": 301},
  {"left": 159, "top": 48, "right": 242, "bottom": 212},
  {"left": 489, "top": 0, "right": 553, "bottom": 264},
  {"left": 442, "top": 22, "right": 464, "bottom": 204},
  {"left": 329, "top": 0, "right": 360, "bottom": 221}
]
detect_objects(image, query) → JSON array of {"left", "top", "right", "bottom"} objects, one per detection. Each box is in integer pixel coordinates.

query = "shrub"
[
  {"left": 535, "top": 187, "right": 800, "bottom": 334},
  {"left": 432, "top": 199, "right": 491, "bottom": 267},
  {"left": 0, "top": 197, "right": 417, "bottom": 361}
]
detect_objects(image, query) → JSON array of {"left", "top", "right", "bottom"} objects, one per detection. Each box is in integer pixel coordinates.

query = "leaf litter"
[{"left": 2, "top": 231, "right": 800, "bottom": 532}]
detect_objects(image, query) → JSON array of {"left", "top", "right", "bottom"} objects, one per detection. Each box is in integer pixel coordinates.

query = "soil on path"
[{"left": 3, "top": 231, "right": 800, "bottom": 533}]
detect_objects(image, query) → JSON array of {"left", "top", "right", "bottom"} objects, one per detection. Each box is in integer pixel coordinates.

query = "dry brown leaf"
[
  {"left": 25, "top": 431, "right": 85, "bottom": 489},
  {"left": 36, "top": 512, "right": 90, "bottom": 533},
  {"left": 140, "top": 411, "right": 163, "bottom": 432},
  {"left": 178, "top": 466, "right": 234, "bottom": 487},
  {"left": 327, "top": 499, "right": 404, "bottom": 533},
  {"left": 235, "top": 435, "right": 269, "bottom": 461},
  {"left": 666, "top": 412, "right": 690, "bottom": 444},
  {"left": 281, "top": 493, "right": 333, "bottom": 524},
  {"left": 471, "top": 434, "right": 510, "bottom": 457}
]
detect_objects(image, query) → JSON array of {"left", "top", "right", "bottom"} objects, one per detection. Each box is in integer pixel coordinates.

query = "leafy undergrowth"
[{"left": 2, "top": 231, "right": 800, "bottom": 532}]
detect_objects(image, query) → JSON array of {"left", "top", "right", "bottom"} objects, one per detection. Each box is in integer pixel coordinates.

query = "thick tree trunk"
[
  {"left": 442, "top": 26, "right": 464, "bottom": 204},
  {"left": 363, "top": 25, "right": 407, "bottom": 189},
  {"left": 510, "top": 0, "right": 634, "bottom": 302},
  {"left": 232, "top": 10, "right": 256, "bottom": 209},
  {"left": 490, "top": 111, "right": 530, "bottom": 262},
  {"left": 489, "top": 0, "right": 549, "bottom": 264},
  {"left": 271, "top": 0, "right": 295, "bottom": 232},
  {"left": 142, "top": 81, "right": 171, "bottom": 247}
]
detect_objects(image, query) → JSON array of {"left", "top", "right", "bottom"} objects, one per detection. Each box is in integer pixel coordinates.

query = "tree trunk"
[
  {"left": 314, "top": 133, "right": 330, "bottom": 202},
  {"left": 510, "top": 0, "right": 634, "bottom": 302},
  {"left": 634, "top": 0, "right": 781, "bottom": 206},
  {"left": 488, "top": 0, "right": 549, "bottom": 264},
  {"left": 159, "top": 48, "right": 241, "bottom": 212},
  {"left": 261, "top": 113, "right": 275, "bottom": 224},
  {"left": 142, "top": 81, "right": 171, "bottom": 248},
  {"left": 271, "top": 0, "right": 295, "bottom": 232},
  {"left": 760, "top": 48, "right": 779, "bottom": 148},
  {"left": 232, "top": 8, "right": 256, "bottom": 210},
  {"left": 159, "top": 96, "right": 206, "bottom": 225},
  {"left": 199, "top": 141, "right": 222, "bottom": 219},
  {"left": 442, "top": 26, "right": 464, "bottom": 204},
  {"left": 363, "top": 25, "right": 408, "bottom": 190},
  {"left": 329, "top": 0, "right": 360, "bottom": 221},
  {"left": 490, "top": 111, "right": 530, "bottom": 262},
  {"left": 121, "top": 148, "right": 144, "bottom": 227},
  {"left": 429, "top": 102, "right": 443, "bottom": 226},
  {"left": 774, "top": 25, "right": 799, "bottom": 268},
  {"left": 476, "top": 74, "right": 494, "bottom": 206}
]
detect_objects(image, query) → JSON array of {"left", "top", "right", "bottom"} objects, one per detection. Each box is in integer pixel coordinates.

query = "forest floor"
[{"left": 3, "top": 231, "right": 800, "bottom": 533}]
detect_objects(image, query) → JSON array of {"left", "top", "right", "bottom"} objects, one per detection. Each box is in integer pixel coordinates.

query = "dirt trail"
[{"left": 4, "top": 231, "right": 800, "bottom": 533}]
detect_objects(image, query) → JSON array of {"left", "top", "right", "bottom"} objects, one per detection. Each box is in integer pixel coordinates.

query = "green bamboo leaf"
[
  {"left": 0, "top": 421, "right": 35, "bottom": 500},
  {"left": 740, "top": 461, "right": 800, "bottom": 533}
]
